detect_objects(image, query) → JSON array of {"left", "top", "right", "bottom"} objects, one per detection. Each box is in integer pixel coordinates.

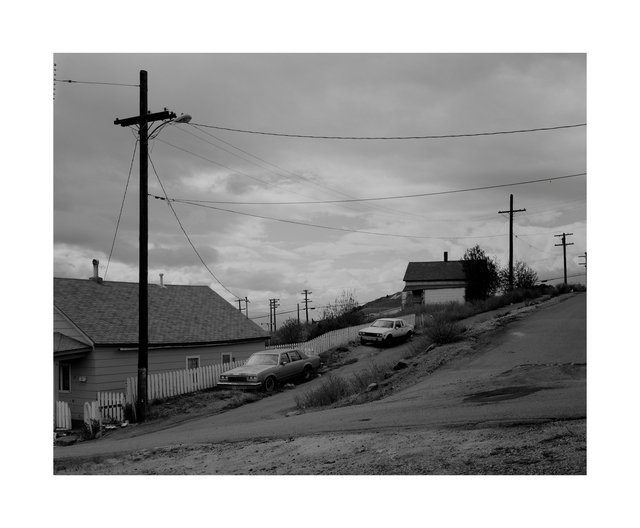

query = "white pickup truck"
[{"left": 358, "top": 317, "right": 414, "bottom": 346}]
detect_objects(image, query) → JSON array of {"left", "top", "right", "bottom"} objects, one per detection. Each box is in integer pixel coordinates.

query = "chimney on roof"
[
  {"left": 444, "top": 251, "right": 448, "bottom": 262},
  {"left": 159, "top": 273, "right": 166, "bottom": 288},
  {"left": 90, "top": 259, "right": 103, "bottom": 284}
]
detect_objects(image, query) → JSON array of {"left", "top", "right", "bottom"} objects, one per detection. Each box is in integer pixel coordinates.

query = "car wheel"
[
  {"left": 302, "top": 365, "right": 314, "bottom": 382},
  {"left": 360, "top": 338, "right": 366, "bottom": 345},
  {"left": 406, "top": 331, "right": 413, "bottom": 340},
  {"left": 263, "top": 376, "right": 277, "bottom": 393},
  {"left": 384, "top": 335, "right": 393, "bottom": 347}
]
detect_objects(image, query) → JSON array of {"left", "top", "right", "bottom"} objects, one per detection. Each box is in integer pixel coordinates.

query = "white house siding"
[
  {"left": 56, "top": 339, "right": 266, "bottom": 420},
  {"left": 423, "top": 287, "right": 466, "bottom": 304}
]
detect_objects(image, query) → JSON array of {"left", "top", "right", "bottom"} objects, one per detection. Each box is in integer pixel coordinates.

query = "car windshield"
[
  {"left": 246, "top": 353, "right": 279, "bottom": 366},
  {"left": 371, "top": 320, "right": 394, "bottom": 328}
]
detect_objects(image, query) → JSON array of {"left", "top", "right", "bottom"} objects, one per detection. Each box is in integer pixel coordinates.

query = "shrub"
[
  {"left": 425, "top": 314, "right": 465, "bottom": 344},
  {"left": 295, "top": 363, "right": 390, "bottom": 410},
  {"left": 348, "top": 363, "right": 388, "bottom": 393},
  {"left": 271, "top": 319, "right": 308, "bottom": 345},
  {"left": 294, "top": 374, "right": 351, "bottom": 408},
  {"left": 81, "top": 419, "right": 102, "bottom": 440}
]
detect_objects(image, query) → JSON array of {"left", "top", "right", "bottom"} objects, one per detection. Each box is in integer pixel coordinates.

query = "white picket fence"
[
  {"left": 267, "top": 313, "right": 417, "bottom": 356},
  {"left": 55, "top": 401, "right": 72, "bottom": 430},
  {"left": 98, "top": 391, "right": 126, "bottom": 423},
  {"left": 125, "top": 360, "right": 246, "bottom": 405}
]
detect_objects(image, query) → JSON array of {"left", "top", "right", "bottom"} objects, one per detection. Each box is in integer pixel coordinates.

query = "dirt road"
[{"left": 54, "top": 293, "right": 586, "bottom": 474}]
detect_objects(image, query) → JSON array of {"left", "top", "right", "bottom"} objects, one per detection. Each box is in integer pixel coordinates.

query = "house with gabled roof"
[
  {"left": 54, "top": 263, "right": 269, "bottom": 420},
  {"left": 402, "top": 252, "right": 468, "bottom": 305}
]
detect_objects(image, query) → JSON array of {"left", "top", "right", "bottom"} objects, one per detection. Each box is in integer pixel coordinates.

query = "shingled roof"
[
  {"left": 54, "top": 332, "right": 91, "bottom": 353},
  {"left": 54, "top": 278, "right": 268, "bottom": 346},
  {"left": 403, "top": 261, "right": 467, "bottom": 282}
]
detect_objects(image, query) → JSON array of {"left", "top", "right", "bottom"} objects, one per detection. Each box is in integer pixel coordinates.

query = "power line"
[
  {"left": 148, "top": 155, "right": 241, "bottom": 300},
  {"left": 169, "top": 173, "right": 586, "bottom": 205},
  {"left": 171, "top": 125, "right": 436, "bottom": 222},
  {"left": 155, "top": 196, "right": 507, "bottom": 241},
  {"left": 540, "top": 272, "right": 586, "bottom": 283},
  {"left": 192, "top": 122, "right": 586, "bottom": 140},
  {"left": 514, "top": 233, "right": 548, "bottom": 254},
  {"left": 105, "top": 139, "right": 138, "bottom": 280},
  {"left": 54, "top": 78, "right": 139, "bottom": 87},
  {"left": 154, "top": 137, "right": 277, "bottom": 187},
  {"left": 156, "top": 126, "right": 585, "bottom": 225}
]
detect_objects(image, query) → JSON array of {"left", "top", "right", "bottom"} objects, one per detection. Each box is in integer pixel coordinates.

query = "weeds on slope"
[{"left": 294, "top": 363, "right": 389, "bottom": 410}]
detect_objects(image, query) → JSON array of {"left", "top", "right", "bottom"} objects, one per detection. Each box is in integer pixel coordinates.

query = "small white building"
[{"left": 402, "top": 252, "right": 467, "bottom": 305}]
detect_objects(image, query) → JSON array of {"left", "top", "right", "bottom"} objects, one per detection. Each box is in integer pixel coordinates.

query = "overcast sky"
[{"left": 53, "top": 53, "right": 586, "bottom": 326}]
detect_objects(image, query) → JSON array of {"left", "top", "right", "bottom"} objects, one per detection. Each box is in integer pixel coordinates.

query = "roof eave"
[{"left": 102, "top": 335, "right": 269, "bottom": 350}]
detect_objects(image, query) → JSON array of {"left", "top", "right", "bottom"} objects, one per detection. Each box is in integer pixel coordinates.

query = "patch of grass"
[
  {"left": 295, "top": 363, "right": 390, "bottom": 410},
  {"left": 146, "top": 389, "right": 260, "bottom": 421}
]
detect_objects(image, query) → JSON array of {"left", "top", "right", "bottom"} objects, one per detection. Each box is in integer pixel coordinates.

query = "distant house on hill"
[
  {"left": 54, "top": 262, "right": 269, "bottom": 420},
  {"left": 402, "top": 252, "right": 467, "bottom": 305}
]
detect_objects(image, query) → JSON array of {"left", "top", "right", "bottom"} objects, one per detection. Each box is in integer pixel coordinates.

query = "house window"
[
  {"left": 59, "top": 363, "right": 71, "bottom": 392},
  {"left": 221, "top": 353, "right": 232, "bottom": 365},
  {"left": 186, "top": 356, "right": 200, "bottom": 370}
]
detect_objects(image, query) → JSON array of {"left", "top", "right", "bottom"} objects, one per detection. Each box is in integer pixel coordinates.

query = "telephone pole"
[
  {"left": 498, "top": 194, "right": 526, "bottom": 291},
  {"left": 114, "top": 70, "right": 175, "bottom": 423},
  {"left": 301, "top": 289, "right": 312, "bottom": 323},
  {"left": 269, "top": 298, "right": 280, "bottom": 333},
  {"left": 554, "top": 232, "right": 574, "bottom": 285},
  {"left": 236, "top": 297, "right": 249, "bottom": 317},
  {"left": 578, "top": 252, "right": 587, "bottom": 271}
]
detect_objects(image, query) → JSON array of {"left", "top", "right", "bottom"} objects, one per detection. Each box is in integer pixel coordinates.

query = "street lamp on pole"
[{"left": 114, "top": 70, "right": 189, "bottom": 422}]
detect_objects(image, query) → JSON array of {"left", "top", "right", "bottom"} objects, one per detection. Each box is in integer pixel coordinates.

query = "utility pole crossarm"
[
  {"left": 301, "top": 290, "right": 312, "bottom": 324},
  {"left": 114, "top": 109, "right": 176, "bottom": 127},
  {"left": 579, "top": 252, "right": 587, "bottom": 269}
]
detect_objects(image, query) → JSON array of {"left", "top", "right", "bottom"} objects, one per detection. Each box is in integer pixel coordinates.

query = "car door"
[
  {"left": 278, "top": 352, "right": 297, "bottom": 382},
  {"left": 288, "top": 350, "right": 303, "bottom": 377}
]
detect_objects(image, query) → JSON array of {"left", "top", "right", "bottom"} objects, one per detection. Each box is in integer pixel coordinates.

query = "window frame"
[
  {"left": 279, "top": 352, "right": 290, "bottom": 364},
  {"left": 289, "top": 350, "right": 301, "bottom": 361},
  {"left": 186, "top": 355, "right": 201, "bottom": 370},
  {"left": 58, "top": 362, "right": 71, "bottom": 393}
]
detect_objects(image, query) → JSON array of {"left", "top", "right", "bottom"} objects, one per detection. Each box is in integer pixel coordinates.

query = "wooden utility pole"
[
  {"left": 554, "top": 232, "right": 574, "bottom": 285},
  {"left": 301, "top": 289, "right": 312, "bottom": 323},
  {"left": 498, "top": 194, "right": 526, "bottom": 291},
  {"left": 269, "top": 298, "right": 280, "bottom": 333},
  {"left": 114, "top": 70, "right": 175, "bottom": 422},
  {"left": 579, "top": 252, "right": 587, "bottom": 270},
  {"left": 236, "top": 297, "right": 250, "bottom": 317}
]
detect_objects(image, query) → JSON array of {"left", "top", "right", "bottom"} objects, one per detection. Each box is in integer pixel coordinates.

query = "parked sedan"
[
  {"left": 218, "top": 349, "right": 321, "bottom": 392},
  {"left": 358, "top": 317, "right": 414, "bottom": 346}
]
